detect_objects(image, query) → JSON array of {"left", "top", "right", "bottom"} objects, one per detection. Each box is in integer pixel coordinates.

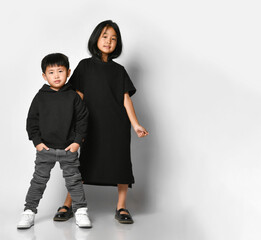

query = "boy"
[{"left": 17, "top": 53, "right": 92, "bottom": 229}]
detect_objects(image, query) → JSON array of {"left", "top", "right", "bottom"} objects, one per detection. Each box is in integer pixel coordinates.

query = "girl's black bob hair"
[
  {"left": 88, "top": 20, "right": 122, "bottom": 61},
  {"left": 41, "top": 53, "right": 69, "bottom": 73}
]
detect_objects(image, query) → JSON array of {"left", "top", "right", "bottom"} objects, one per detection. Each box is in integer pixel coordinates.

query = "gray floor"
[
  {"left": 2, "top": 183, "right": 173, "bottom": 240},
  {"left": 2, "top": 209, "right": 170, "bottom": 240}
]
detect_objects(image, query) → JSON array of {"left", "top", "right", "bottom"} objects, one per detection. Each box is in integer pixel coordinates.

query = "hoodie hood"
[{"left": 39, "top": 83, "right": 72, "bottom": 92}]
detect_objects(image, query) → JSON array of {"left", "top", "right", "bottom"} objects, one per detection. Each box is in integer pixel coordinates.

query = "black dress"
[{"left": 68, "top": 57, "right": 136, "bottom": 187}]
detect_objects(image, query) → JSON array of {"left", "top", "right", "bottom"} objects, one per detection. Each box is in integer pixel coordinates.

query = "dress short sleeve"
[
  {"left": 123, "top": 68, "right": 136, "bottom": 97},
  {"left": 68, "top": 60, "right": 84, "bottom": 93}
]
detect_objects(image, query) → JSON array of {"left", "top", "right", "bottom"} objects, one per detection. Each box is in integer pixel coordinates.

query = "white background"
[{"left": 0, "top": 0, "right": 261, "bottom": 239}]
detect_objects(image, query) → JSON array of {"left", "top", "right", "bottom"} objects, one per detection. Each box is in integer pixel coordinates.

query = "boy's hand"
[
  {"left": 36, "top": 143, "right": 49, "bottom": 151},
  {"left": 65, "top": 143, "right": 80, "bottom": 153},
  {"left": 134, "top": 125, "right": 149, "bottom": 138}
]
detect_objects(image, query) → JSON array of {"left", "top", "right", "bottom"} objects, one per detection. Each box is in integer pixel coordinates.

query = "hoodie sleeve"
[
  {"left": 26, "top": 94, "right": 42, "bottom": 147},
  {"left": 73, "top": 93, "right": 89, "bottom": 144}
]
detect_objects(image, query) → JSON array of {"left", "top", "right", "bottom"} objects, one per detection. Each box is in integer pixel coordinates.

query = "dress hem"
[{"left": 82, "top": 181, "right": 134, "bottom": 188}]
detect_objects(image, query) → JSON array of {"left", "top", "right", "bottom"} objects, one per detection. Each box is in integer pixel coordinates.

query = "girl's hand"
[
  {"left": 36, "top": 143, "right": 49, "bottom": 151},
  {"left": 76, "top": 90, "right": 84, "bottom": 100},
  {"left": 65, "top": 143, "right": 80, "bottom": 153},
  {"left": 134, "top": 125, "right": 149, "bottom": 138}
]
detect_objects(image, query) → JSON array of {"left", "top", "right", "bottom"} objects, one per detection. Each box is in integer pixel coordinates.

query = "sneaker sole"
[
  {"left": 17, "top": 224, "right": 34, "bottom": 229},
  {"left": 76, "top": 223, "right": 92, "bottom": 228}
]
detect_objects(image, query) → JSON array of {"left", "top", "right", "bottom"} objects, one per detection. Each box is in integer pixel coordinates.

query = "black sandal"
[
  {"left": 115, "top": 208, "right": 134, "bottom": 224},
  {"left": 53, "top": 206, "right": 73, "bottom": 221}
]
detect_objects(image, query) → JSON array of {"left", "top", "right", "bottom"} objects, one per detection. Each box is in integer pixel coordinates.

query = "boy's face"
[{"left": 42, "top": 65, "right": 71, "bottom": 91}]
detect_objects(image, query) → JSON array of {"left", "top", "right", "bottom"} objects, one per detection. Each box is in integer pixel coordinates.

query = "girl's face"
[{"left": 97, "top": 26, "right": 117, "bottom": 61}]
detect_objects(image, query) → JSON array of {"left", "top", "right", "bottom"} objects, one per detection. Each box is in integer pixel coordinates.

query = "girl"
[{"left": 54, "top": 20, "right": 148, "bottom": 224}]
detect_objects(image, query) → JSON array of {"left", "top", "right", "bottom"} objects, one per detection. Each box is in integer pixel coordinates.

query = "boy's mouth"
[{"left": 54, "top": 80, "right": 61, "bottom": 84}]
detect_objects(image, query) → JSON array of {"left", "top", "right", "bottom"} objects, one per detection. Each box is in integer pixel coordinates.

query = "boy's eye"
[{"left": 49, "top": 72, "right": 53, "bottom": 74}]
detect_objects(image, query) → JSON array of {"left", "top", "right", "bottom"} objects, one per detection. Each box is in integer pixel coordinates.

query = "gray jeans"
[{"left": 24, "top": 148, "right": 87, "bottom": 213}]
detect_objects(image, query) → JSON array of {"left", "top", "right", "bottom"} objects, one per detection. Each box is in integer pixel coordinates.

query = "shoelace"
[
  {"left": 21, "top": 212, "right": 34, "bottom": 220},
  {"left": 76, "top": 212, "right": 88, "bottom": 220}
]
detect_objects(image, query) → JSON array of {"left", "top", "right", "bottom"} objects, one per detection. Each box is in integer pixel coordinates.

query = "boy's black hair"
[
  {"left": 88, "top": 20, "right": 122, "bottom": 61},
  {"left": 41, "top": 53, "right": 70, "bottom": 73}
]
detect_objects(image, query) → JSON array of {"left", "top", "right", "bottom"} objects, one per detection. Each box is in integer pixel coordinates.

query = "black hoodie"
[{"left": 26, "top": 83, "right": 88, "bottom": 149}]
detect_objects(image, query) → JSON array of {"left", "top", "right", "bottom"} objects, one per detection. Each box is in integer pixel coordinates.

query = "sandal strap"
[
  {"left": 57, "top": 205, "right": 70, "bottom": 211},
  {"left": 117, "top": 208, "right": 130, "bottom": 214}
]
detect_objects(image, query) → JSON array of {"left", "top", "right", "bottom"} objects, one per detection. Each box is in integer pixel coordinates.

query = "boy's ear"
[
  {"left": 42, "top": 73, "right": 47, "bottom": 81},
  {"left": 67, "top": 69, "right": 71, "bottom": 78}
]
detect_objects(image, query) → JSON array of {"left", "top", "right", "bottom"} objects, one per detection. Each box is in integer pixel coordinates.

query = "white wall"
[{"left": 1, "top": 0, "right": 261, "bottom": 239}]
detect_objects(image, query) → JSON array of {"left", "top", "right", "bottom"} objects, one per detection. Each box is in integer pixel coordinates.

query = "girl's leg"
[
  {"left": 117, "top": 184, "right": 129, "bottom": 214},
  {"left": 59, "top": 192, "right": 72, "bottom": 212},
  {"left": 63, "top": 184, "right": 129, "bottom": 213}
]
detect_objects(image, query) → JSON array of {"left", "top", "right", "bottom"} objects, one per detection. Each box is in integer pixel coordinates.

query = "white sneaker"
[
  {"left": 75, "top": 207, "right": 92, "bottom": 228},
  {"left": 17, "top": 210, "right": 35, "bottom": 229}
]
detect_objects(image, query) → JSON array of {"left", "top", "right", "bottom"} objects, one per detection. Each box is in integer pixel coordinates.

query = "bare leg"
[
  {"left": 61, "top": 185, "right": 130, "bottom": 214},
  {"left": 59, "top": 192, "right": 72, "bottom": 212},
  {"left": 59, "top": 179, "right": 84, "bottom": 212},
  {"left": 117, "top": 184, "right": 129, "bottom": 215}
]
